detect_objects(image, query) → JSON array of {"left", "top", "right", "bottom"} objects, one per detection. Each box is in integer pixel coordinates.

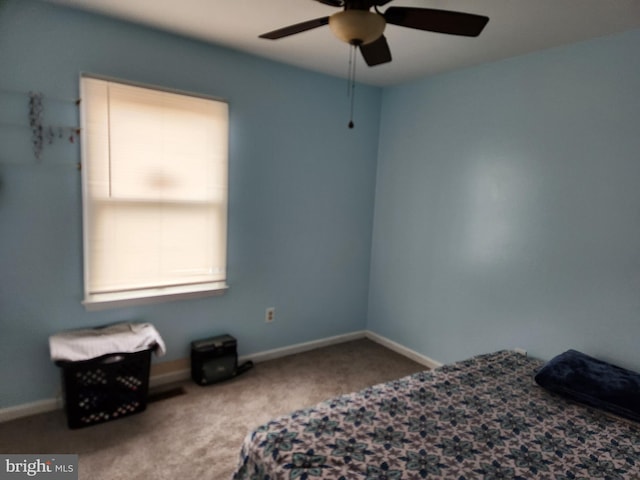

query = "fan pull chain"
[
  {"left": 347, "top": 44, "right": 354, "bottom": 97},
  {"left": 347, "top": 43, "right": 357, "bottom": 129}
]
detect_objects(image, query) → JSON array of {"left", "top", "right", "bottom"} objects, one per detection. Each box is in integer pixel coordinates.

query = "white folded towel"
[{"left": 49, "top": 322, "right": 166, "bottom": 362}]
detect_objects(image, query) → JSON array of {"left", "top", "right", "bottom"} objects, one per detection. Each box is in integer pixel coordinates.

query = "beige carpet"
[{"left": 0, "top": 339, "right": 426, "bottom": 480}]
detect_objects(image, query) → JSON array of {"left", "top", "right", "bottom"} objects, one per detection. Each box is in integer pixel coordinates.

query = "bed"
[{"left": 232, "top": 350, "right": 640, "bottom": 479}]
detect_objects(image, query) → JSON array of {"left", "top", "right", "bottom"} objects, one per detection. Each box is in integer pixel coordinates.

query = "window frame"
[{"left": 79, "top": 74, "right": 229, "bottom": 311}]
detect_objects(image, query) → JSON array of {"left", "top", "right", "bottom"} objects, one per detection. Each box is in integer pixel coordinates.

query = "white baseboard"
[
  {"left": 0, "top": 397, "right": 63, "bottom": 424},
  {"left": 365, "top": 331, "right": 442, "bottom": 369},
  {"left": 246, "top": 330, "right": 367, "bottom": 364},
  {"left": 148, "top": 330, "right": 368, "bottom": 389},
  {"left": 148, "top": 368, "right": 190, "bottom": 388},
  {"left": 0, "top": 329, "right": 439, "bottom": 423}
]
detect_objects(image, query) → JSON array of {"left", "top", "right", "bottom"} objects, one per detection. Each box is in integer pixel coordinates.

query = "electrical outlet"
[{"left": 265, "top": 307, "right": 275, "bottom": 323}]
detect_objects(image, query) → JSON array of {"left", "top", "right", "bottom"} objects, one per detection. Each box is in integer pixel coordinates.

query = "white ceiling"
[{"left": 44, "top": 0, "right": 640, "bottom": 86}]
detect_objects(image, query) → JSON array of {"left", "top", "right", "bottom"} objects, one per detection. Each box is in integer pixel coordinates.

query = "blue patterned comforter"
[{"left": 232, "top": 350, "right": 640, "bottom": 479}]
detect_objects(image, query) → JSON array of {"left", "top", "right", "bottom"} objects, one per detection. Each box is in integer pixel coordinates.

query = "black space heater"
[{"left": 190, "top": 334, "right": 253, "bottom": 385}]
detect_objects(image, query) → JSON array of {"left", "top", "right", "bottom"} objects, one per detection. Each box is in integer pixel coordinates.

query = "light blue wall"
[
  {"left": 3, "top": 0, "right": 639, "bottom": 411},
  {"left": 0, "top": 1, "right": 381, "bottom": 408},
  {"left": 369, "top": 29, "right": 640, "bottom": 370}
]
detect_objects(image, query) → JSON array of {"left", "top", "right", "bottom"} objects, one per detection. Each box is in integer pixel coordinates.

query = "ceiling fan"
[{"left": 259, "top": 0, "right": 490, "bottom": 67}]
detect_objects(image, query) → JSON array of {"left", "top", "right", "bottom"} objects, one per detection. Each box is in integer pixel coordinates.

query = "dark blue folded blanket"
[{"left": 535, "top": 349, "right": 640, "bottom": 422}]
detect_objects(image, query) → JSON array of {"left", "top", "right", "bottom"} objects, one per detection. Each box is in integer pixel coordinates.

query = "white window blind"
[{"left": 80, "top": 76, "right": 229, "bottom": 309}]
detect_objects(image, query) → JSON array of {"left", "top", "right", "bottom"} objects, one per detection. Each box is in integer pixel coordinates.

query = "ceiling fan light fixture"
[{"left": 329, "top": 10, "right": 386, "bottom": 45}]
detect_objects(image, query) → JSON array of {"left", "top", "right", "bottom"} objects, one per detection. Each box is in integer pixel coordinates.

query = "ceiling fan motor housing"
[{"left": 329, "top": 10, "right": 386, "bottom": 45}]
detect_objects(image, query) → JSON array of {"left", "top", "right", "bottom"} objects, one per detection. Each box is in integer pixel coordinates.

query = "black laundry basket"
[{"left": 56, "top": 349, "right": 152, "bottom": 429}]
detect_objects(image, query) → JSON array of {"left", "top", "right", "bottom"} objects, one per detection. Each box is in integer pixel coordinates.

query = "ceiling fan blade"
[
  {"left": 384, "top": 7, "right": 489, "bottom": 37},
  {"left": 359, "top": 35, "right": 392, "bottom": 66},
  {"left": 259, "top": 17, "right": 330, "bottom": 40},
  {"left": 313, "top": 0, "right": 343, "bottom": 6}
]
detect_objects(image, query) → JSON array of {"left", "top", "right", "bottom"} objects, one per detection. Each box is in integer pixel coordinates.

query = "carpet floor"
[{"left": 0, "top": 339, "right": 426, "bottom": 480}]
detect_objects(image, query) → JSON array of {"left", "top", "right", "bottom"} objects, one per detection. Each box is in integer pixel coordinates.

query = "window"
[{"left": 80, "top": 76, "right": 229, "bottom": 310}]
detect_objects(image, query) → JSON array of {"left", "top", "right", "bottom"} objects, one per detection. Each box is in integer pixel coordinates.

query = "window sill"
[{"left": 83, "top": 283, "right": 228, "bottom": 311}]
